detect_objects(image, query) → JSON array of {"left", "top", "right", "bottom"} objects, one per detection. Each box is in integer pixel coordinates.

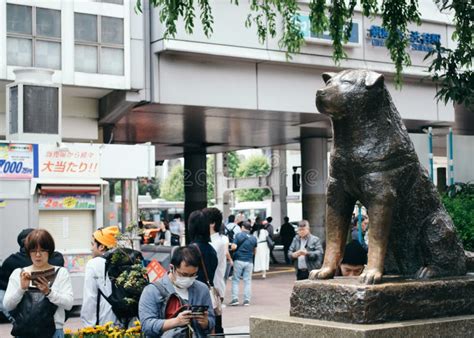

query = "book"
[{"left": 29, "top": 267, "right": 56, "bottom": 288}]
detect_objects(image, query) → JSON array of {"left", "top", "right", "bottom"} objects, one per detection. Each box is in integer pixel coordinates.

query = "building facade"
[{"left": 0, "top": 1, "right": 472, "bottom": 250}]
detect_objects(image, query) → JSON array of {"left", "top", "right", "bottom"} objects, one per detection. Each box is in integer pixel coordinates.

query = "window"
[
  {"left": 97, "top": 0, "right": 123, "bottom": 4},
  {"left": 6, "top": 4, "right": 61, "bottom": 69},
  {"left": 23, "top": 86, "right": 59, "bottom": 134},
  {"left": 74, "top": 14, "right": 124, "bottom": 75}
]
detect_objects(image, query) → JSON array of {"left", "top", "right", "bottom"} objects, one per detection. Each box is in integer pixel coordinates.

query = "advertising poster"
[
  {"left": 63, "top": 254, "right": 92, "bottom": 273},
  {"left": 0, "top": 143, "right": 35, "bottom": 179},
  {"left": 38, "top": 194, "right": 96, "bottom": 210},
  {"left": 38, "top": 144, "right": 100, "bottom": 179}
]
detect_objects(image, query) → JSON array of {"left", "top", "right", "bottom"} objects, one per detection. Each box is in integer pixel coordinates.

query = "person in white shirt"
[
  {"left": 224, "top": 215, "right": 241, "bottom": 241},
  {"left": 3, "top": 229, "right": 73, "bottom": 338},
  {"left": 204, "top": 207, "right": 231, "bottom": 335},
  {"left": 253, "top": 222, "right": 270, "bottom": 278},
  {"left": 169, "top": 214, "right": 185, "bottom": 246},
  {"left": 81, "top": 226, "right": 120, "bottom": 327}
]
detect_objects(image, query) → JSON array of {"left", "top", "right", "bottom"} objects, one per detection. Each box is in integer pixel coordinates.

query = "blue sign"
[
  {"left": 367, "top": 25, "right": 441, "bottom": 52},
  {"left": 297, "top": 15, "right": 360, "bottom": 44}
]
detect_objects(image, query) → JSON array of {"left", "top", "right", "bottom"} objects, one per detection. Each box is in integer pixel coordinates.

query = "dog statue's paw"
[
  {"left": 359, "top": 268, "right": 383, "bottom": 285},
  {"left": 415, "top": 266, "right": 440, "bottom": 279},
  {"left": 309, "top": 267, "right": 336, "bottom": 280}
]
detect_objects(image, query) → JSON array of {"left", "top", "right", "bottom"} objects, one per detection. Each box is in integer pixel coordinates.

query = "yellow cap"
[{"left": 93, "top": 226, "right": 119, "bottom": 248}]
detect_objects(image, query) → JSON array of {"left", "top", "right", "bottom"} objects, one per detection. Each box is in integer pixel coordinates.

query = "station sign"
[
  {"left": 297, "top": 14, "right": 360, "bottom": 46},
  {"left": 0, "top": 143, "right": 36, "bottom": 179},
  {"left": 367, "top": 25, "right": 441, "bottom": 52}
]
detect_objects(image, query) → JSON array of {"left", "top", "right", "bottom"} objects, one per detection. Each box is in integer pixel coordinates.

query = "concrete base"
[
  {"left": 290, "top": 275, "right": 474, "bottom": 323},
  {"left": 250, "top": 313, "right": 474, "bottom": 338}
]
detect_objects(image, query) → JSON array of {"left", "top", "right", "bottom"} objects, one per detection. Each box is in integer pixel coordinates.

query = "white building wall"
[
  {"left": 452, "top": 136, "right": 474, "bottom": 183},
  {"left": 0, "top": 0, "right": 145, "bottom": 141},
  {"left": 151, "top": 1, "right": 455, "bottom": 123}
]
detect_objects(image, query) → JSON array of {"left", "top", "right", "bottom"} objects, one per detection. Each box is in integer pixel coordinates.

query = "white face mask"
[
  {"left": 174, "top": 275, "right": 196, "bottom": 289},
  {"left": 171, "top": 267, "right": 197, "bottom": 289}
]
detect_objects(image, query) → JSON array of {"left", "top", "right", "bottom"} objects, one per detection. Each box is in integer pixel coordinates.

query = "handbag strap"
[
  {"left": 235, "top": 234, "right": 249, "bottom": 252},
  {"left": 192, "top": 243, "right": 211, "bottom": 287}
]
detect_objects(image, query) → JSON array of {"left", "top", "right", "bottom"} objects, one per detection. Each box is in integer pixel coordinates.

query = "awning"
[{"left": 30, "top": 178, "right": 109, "bottom": 195}]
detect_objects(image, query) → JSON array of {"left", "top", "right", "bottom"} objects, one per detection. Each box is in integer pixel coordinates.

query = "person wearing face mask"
[{"left": 139, "top": 245, "right": 215, "bottom": 337}]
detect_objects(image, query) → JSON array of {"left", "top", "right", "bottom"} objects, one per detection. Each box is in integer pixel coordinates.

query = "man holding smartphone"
[{"left": 139, "top": 246, "right": 215, "bottom": 337}]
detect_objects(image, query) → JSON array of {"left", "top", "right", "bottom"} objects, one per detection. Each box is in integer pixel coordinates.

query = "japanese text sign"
[
  {"left": 0, "top": 143, "right": 35, "bottom": 179},
  {"left": 38, "top": 144, "right": 100, "bottom": 179},
  {"left": 38, "top": 194, "right": 96, "bottom": 210},
  {"left": 146, "top": 259, "right": 167, "bottom": 283},
  {"left": 367, "top": 25, "right": 441, "bottom": 52}
]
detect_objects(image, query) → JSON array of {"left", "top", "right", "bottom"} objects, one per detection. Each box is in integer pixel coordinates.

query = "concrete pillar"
[
  {"left": 301, "top": 138, "right": 328, "bottom": 239},
  {"left": 215, "top": 153, "right": 231, "bottom": 220},
  {"left": 120, "top": 179, "right": 138, "bottom": 232},
  {"left": 268, "top": 149, "right": 287, "bottom": 228},
  {"left": 184, "top": 151, "right": 207, "bottom": 244}
]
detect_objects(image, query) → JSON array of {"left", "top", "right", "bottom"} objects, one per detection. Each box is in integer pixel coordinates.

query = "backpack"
[
  {"left": 99, "top": 248, "right": 149, "bottom": 324},
  {"left": 225, "top": 224, "right": 238, "bottom": 243}
]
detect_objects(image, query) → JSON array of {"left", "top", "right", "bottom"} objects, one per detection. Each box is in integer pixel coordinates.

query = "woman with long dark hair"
[{"left": 188, "top": 210, "right": 218, "bottom": 286}]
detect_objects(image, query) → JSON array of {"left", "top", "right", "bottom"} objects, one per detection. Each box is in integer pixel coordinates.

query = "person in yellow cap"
[{"left": 81, "top": 226, "right": 120, "bottom": 327}]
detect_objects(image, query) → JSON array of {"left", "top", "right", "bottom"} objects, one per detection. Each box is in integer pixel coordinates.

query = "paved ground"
[{"left": 0, "top": 262, "right": 296, "bottom": 336}]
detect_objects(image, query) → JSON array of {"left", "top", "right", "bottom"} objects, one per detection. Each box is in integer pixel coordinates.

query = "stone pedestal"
[
  {"left": 250, "top": 313, "right": 474, "bottom": 338},
  {"left": 290, "top": 275, "right": 474, "bottom": 324}
]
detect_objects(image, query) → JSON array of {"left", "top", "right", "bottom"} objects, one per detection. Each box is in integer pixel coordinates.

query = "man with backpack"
[
  {"left": 81, "top": 226, "right": 120, "bottom": 327},
  {"left": 139, "top": 245, "right": 215, "bottom": 337},
  {"left": 224, "top": 215, "right": 241, "bottom": 244}
]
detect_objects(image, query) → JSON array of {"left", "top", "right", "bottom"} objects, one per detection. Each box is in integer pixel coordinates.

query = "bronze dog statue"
[{"left": 310, "top": 69, "right": 466, "bottom": 284}]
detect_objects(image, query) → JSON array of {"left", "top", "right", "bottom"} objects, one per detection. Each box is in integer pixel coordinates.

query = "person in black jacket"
[
  {"left": 280, "top": 217, "right": 296, "bottom": 265},
  {"left": 0, "top": 228, "right": 64, "bottom": 322},
  {"left": 188, "top": 210, "right": 218, "bottom": 287}
]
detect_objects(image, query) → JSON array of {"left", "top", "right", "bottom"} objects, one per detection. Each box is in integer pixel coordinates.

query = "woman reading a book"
[{"left": 3, "top": 229, "right": 73, "bottom": 338}]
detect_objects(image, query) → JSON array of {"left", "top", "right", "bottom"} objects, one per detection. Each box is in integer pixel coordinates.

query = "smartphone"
[{"left": 190, "top": 305, "right": 208, "bottom": 316}]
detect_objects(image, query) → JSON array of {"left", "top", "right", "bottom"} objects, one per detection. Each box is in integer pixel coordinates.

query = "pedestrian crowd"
[{"left": 0, "top": 208, "right": 370, "bottom": 337}]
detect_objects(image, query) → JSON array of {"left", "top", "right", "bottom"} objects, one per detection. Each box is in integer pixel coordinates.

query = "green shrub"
[{"left": 442, "top": 183, "right": 474, "bottom": 251}]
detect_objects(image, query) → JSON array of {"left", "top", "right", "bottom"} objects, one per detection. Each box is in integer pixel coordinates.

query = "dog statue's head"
[{"left": 316, "top": 70, "right": 385, "bottom": 120}]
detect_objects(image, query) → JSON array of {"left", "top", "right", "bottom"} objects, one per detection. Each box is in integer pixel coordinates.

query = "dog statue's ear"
[
  {"left": 365, "top": 72, "right": 384, "bottom": 89},
  {"left": 322, "top": 72, "right": 336, "bottom": 84}
]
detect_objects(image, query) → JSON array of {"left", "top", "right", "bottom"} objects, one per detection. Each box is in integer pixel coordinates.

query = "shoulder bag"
[{"left": 193, "top": 244, "right": 222, "bottom": 316}]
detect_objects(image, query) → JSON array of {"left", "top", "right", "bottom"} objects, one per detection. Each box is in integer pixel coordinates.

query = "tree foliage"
[
  {"left": 160, "top": 164, "right": 185, "bottom": 201},
  {"left": 138, "top": 178, "right": 161, "bottom": 198},
  {"left": 137, "top": 0, "right": 472, "bottom": 106},
  {"left": 425, "top": 1, "right": 473, "bottom": 107},
  {"left": 207, "top": 155, "right": 215, "bottom": 202},
  {"left": 226, "top": 151, "right": 241, "bottom": 177},
  {"left": 114, "top": 179, "right": 161, "bottom": 199},
  {"left": 234, "top": 154, "right": 271, "bottom": 202},
  {"left": 442, "top": 183, "right": 474, "bottom": 251}
]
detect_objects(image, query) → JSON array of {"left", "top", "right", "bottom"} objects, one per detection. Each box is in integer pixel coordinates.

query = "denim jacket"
[{"left": 139, "top": 274, "right": 215, "bottom": 337}]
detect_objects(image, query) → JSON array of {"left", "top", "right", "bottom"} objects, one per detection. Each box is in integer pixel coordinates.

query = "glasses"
[
  {"left": 174, "top": 268, "right": 198, "bottom": 278},
  {"left": 31, "top": 249, "right": 48, "bottom": 255}
]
